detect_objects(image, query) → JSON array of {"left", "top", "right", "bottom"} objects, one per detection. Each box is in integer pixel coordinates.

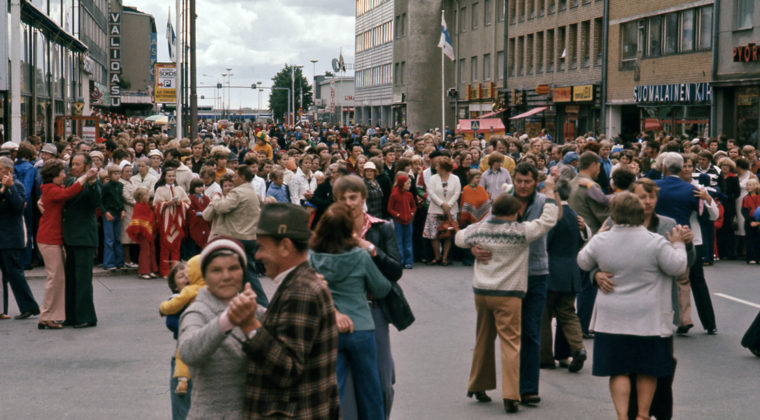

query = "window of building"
[
  {"left": 571, "top": 0, "right": 578, "bottom": 8},
  {"left": 508, "top": 39, "right": 515, "bottom": 76},
  {"left": 568, "top": 24, "right": 577, "bottom": 69},
  {"left": 549, "top": 0, "right": 556, "bottom": 14},
  {"left": 472, "top": 2, "right": 479, "bottom": 30},
  {"left": 484, "top": 53, "right": 491, "bottom": 80},
  {"left": 497, "top": 51, "right": 505, "bottom": 79},
  {"left": 517, "top": 35, "right": 524, "bottom": 75},
  {"left": 519, "top": 0, "right": 525, "bottom": 22},
  {"left": 698, "top": 6, "right": 713, "bottom": 50},
  {"left": 394, "top": 16, "right": 400, "bottom": 39},
  {"left": 621, "top": 21, "right": 637, "bottom": 67},
  {"left": 559, "top": 0, "right": 566, "bottom": 12},
  {"left": 538, "top": 0, "right": 545, "bottom": 16},
  {"left": 681, "top": 9, "right": 695, "bottom": 52},
  {"left": 527, "top": 34, "right": 534, "bottom": 74},
  {"left": 581, "top": 20, "right": 590, "bottom": 67},
  {"left": 736, "top": 0, "right": 753, "bottom": 29},
  {"left": 664, "top": 13, "right": 678, "bottom": 55},
  {"left": 648, "top": 15, "right": 662, "bottom": 57},
  {"left": 510, "top": 0, "right": 516, "bottom": 24},
  {"left": 594, "top": 18, "right": 603, "bottom": 65},
  {"left": 528, "top": 0, "right": 535, "bottom": 18},
  {"left": 460, "top": 7, "right": 467, "bottom": 32},
  {"left": 401, "top": 13, "right": 406, "bottom": 37},
  {"left": 537, "top": 31, "right": 544, "bottom": 72},
  {"left": 394, "top": 63, "right": 399, "bottom": 85},
  {"left": 485, "top": 0, "right": 492, "bottom": 26},
  {"left": 459, "top": 59, "right": 466, "bottom": 83},
  {"left": 557, "top": 27, "right": 565, "bottom": 71},
  {"left": 400, "top": 61, "right": 406, "bottom": 84},
  {"left": 471, "top": 56, "right": 479, "bottom": 81}
]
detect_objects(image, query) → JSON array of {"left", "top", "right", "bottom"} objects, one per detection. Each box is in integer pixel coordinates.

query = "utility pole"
[
  {"left": 175, "top": 0, "right": 182, "bottom": 139},
  {"left": 189, "top": 0, "right": 197, "bottom": 140},
  {"left": 291, "top": 65, "right": 295, "bottom": 126}
]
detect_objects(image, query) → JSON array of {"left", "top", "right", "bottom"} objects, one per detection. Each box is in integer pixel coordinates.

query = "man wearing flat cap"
[{"left": 227, "top": 203, "right": 340, "bottom": 419}]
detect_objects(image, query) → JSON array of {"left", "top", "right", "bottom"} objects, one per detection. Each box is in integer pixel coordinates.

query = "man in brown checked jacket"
[{"left": 227, "top": 203, "right": 340, "bottom": 419}]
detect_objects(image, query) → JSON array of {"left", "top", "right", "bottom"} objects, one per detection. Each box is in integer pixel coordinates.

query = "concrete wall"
[{"left": 715, "top": 0, "right": 760, "bottom": 81}]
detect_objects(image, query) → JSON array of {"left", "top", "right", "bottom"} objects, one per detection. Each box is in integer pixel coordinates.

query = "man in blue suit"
[
  {"left": 0, "top": 156, "right": 40, "bottom": 319},
  {"left": 654, "top": 152, "right": 700, "bottom": 334}
]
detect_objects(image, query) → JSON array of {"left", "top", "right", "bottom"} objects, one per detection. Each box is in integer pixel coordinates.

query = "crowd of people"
[{"left": 0, "top": 118, "right": 754, "bottom": 419}]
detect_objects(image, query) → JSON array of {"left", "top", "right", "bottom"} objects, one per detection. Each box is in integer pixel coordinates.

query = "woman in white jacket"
[
  {"left": 422, "top": 156, "right": 461, "bottom": 265},
  {"left": 577, "top": 192, "right": 688, "bottom": 420}
]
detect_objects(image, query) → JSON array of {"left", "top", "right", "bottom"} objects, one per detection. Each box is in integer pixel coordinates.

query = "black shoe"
[
  {"left": 540, "top": 362, "right": 557, "bottom": 369},
  {"left": 15, "top": 310, "right": 40, "bottom": 320},
  {"left": 503, "top": 399, "right": 519, "bottom": 413},
  {"left": 73, "top": 322, "right": 97, "bottom": 329},
  {"left": 706, "top": 328, "right": 717, "bottom": 335},
  {"left": 520, "top": 394, "right": 541, "bottom": 405},
  {"left": 676, "top": 324, "right": 693, "bottom": 335},
  {"left": 568, "top": 349, "right": 587, "bottom": 373},
  {"left": 467, "top": 391, "right": 492, "bottom": 402}
]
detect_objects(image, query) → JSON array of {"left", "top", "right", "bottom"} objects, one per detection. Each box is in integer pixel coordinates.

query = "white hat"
[
  {"left": 89, "top": 150, "right": 104, "bottom": 160},
  {"left": 148, "top": 149, "right": 163, "bottom": 158},
  {"left": 691, "top": 138, "right": 701, "bottom": 144},
  {"left": 363, "top": 161, "right": 377, "bottom": 172},
  {"left": 41, "top": 143, "right": 58, "bottom": 155},
  {"left": 118, "top": 160, "right": 132, "bottom": 171},
  {"left": 1, "top": 142, "right": 18, "bottom": 150}
]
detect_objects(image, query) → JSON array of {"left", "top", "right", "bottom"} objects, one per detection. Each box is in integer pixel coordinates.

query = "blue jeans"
[
  {"left": 520, "top": 274, "right": 548, "bottom": 395},
  {"left": 102, "top": 215, "right": 123, "bottom": 269},
  {"left": 239, "top": 239, "right": 268, "bottom": 308},
  {"left": 170, "top": 356, "right": 192, "bottom": 420},
  {"left": 337, "top": 329, "right": 385, "bottom": 420},
  {"left": 393, "top": 221, "right": 413, "bottom": 265}
]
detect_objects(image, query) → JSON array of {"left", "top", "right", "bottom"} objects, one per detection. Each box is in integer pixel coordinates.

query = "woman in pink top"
[{"left": 37, "top": 160, "right": 97, "bottom": 329}]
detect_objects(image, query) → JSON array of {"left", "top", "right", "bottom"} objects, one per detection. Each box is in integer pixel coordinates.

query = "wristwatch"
[{"left": 367, "top": 243, "right": 377, "bottom": 257}]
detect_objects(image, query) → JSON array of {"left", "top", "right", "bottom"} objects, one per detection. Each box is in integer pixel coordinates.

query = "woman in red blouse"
[{"left": 37, "top": 160, "right": 97, "bottom": 329}]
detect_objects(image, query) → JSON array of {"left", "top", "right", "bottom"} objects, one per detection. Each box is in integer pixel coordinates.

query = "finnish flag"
[
  {"left": 167, "top": 9, "right": 176, "bottom": 62},
  {"left": 438, "top": 15, "right": 455, "bottom": 61}
]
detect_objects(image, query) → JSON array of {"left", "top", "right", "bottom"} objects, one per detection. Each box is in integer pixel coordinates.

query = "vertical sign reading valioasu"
[{"left": 109, "top": 8, "right": 122, "bottom": 107}]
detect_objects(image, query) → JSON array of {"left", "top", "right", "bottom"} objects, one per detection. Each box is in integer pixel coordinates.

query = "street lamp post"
[
  {"left": 225, "top": 67, "right": 233, "bottom": 117},
  {"left": 291, "top": 65, "right": 303, "bottom": 125},
  {"left": 310, "top": 59, "right": 318, "bottom": 114}
]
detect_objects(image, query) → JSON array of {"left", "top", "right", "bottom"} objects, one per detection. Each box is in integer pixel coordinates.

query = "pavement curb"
[{"left": 25, "top": 268, "right": 139, "bottom": 280}]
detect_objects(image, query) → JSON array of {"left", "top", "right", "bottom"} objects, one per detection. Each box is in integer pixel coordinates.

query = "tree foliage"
[{"left": 269, "top": 65, "right": 312, "bottom": 122}]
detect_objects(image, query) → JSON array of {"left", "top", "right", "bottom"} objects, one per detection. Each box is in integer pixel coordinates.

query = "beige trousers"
[
  {"left": 676, "top": 269, "right": 692, "bottom": 327},
  {"left": 468, "top": 294, "right": 522, "bottom": 400},
  {"left": 38, "top": 244, "right": 67, "bottom": 322}
]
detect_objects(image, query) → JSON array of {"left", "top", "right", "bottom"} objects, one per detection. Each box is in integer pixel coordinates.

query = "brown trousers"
[
  {"left": 468, "top": 294, "right": 522, "bottom": 400},
  {"left": 38, "top": 244, "right": 66, "bottom": 322},
  {"left": 540, "top": 291, "right": 585, "bottom": 364},
  {"left": 676, "top": 270, "right": 692, "bottom": 327}
]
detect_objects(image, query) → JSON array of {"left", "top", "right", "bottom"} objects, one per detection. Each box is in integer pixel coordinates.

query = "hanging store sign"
[
  {"left": 552, "top": 87, "right": 572, "bottom": 103},
  {"left": 108, "top": 10, "right": 121, "bottom": 107},
  {"left": 733, "top": 43, "right": 759, "bottom": 63},
  {"left": 633, "top": 82, "right": 712, "bottom": 104},
  {"left": 573, "top": 85, "right": 594, "bottom": 102},
  {"left": 154, "top": 63, "right": 177, "bottom": 104},
  {"left": 536, "top": 84, "right": 551, "bottom": 95}
]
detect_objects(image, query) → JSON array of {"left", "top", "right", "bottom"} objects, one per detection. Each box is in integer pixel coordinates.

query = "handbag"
[
  {"left": 437, "top": 213, "right": 459, "bottom": 239},
  {"left": 377, "top": 282, "right": 415, "bottom": 331}
]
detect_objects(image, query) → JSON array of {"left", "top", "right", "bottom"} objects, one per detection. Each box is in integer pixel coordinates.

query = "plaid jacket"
[{"left": 243, "top": 262, "right": 340, "bottom": 419}]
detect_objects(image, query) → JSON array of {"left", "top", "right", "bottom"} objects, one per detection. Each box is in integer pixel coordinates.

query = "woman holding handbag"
[{"left": 422, "top": 156, "right": 461, "bottom": 266}]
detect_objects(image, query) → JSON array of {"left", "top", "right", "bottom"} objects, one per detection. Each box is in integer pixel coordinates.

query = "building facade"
[
  {"left": 606, "top": 0, "right": 714, "bottom": 141},
  {"left": 2, "top": 0, "right": 93, "bottom": 142},
  {"left": 115, "top": 5, "right": 156, "bottom": 113},
  {"left": 713, "top": 0, "right": 759, "bottom": 145},
  {"left": 316, "top": 76, "right": 355, "bottom": 126},
  {"left": 354, "top": 0, "right": 395, "bottom": 127}
]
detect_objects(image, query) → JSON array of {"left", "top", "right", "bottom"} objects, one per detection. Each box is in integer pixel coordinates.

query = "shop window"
[
  {"left": 681, "top": 9, "right": 695, "bottom": 52},
  {"left": 736, "top": 87, "right": 759, "bottom": 146},
  {"left": 664, "top": 13, "right": 678, "bottom": 55},
  {"left": 698, "top": 6, "right": 713, "bottom": 50},
  {"left": 736, "top": 0, "right": 753, "bottom": 29},
  {"left": 648, "top": 16, "right": 662, "bottom": 57}
]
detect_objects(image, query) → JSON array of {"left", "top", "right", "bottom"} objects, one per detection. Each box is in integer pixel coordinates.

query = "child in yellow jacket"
[{"left": 160, "top": 255, "right": 205, "bottom": 395}]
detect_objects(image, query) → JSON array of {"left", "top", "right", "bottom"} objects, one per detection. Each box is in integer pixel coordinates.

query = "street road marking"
[{"left": 714, "top": 293, "right": 760, "bottom": 309}]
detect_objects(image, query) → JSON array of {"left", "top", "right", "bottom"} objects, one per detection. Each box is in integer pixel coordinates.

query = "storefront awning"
[
  {"left": 456, "top": 118, "right": 505, "bottom": 133},
  {"left": 477, "top": 108, "right": 508, "bottom": 119},
  {"left": 21, "top": 0, "right": 88, "bottom": 52},
  {"left": 509, "top": 106, "right": 548, "bottom": 120}
]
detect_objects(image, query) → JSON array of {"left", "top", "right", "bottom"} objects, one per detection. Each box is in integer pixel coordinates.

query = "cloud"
[{"left": 124, "top": 0, "right": 355, "bottom": 108}]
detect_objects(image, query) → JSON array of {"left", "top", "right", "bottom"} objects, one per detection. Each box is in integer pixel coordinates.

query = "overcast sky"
[{"left": 127, "top": 0, "right": 355, "bottom": 109}]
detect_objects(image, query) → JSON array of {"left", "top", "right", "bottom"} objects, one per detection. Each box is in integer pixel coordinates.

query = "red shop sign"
[{"left": 733, "top": 43, "right": 759, "bottom": 63}]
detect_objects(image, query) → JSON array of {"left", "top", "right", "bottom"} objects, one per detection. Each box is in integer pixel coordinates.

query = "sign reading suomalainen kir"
[{"left": 634, "top": 82, "right": 712, "bottom": 104}]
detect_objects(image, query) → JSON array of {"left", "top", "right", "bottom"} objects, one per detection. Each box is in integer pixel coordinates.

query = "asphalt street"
[{"left": 1, "top": 260, "right": 758, "bottom": 419}]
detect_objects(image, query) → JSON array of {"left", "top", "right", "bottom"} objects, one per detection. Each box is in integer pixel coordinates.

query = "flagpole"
[
  {"left": 175, "top": 0, "right": 183, "bottom": 139},
  {"left": 441, "top": 10, "right": 446, "bottom": 136}
]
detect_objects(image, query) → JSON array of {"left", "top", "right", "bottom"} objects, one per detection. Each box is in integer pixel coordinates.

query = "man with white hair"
[{"left": 654, "top": 152, "right": 701, "bottom": 334}]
